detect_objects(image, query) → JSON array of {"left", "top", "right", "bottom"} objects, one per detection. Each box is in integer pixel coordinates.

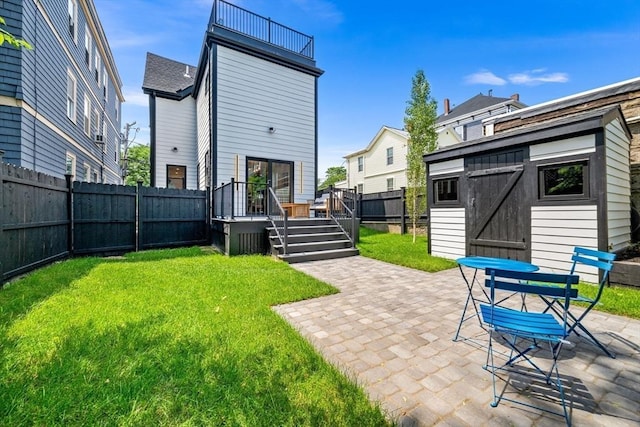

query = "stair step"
[
  {"left": 269, "top": 232, "right": 345, "bottom": 243},
  {"left": 273, "top": 239, "right": 353, "bottom": 253},
  {"left": 278, "top": 248, "right": 360, "bottom": 263},
  {"left": 267, "top": 225, "right": 342, "bottom": 235}
]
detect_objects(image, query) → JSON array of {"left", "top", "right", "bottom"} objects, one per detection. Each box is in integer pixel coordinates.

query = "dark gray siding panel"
[
  {"left": 0, "top": 0, "right": 25, "bottom": 98},
  {"left": 0, "top": 106, "right": 23, "bottom": 165}
]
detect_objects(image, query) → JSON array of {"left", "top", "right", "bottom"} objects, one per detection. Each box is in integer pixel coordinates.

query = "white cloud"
[
  {"left": 122, "top": 88, "right": 149, "bottom": 107},
  {"left": 508, "top": 70, "right": 569, "bottom": 85},
  {"left": 464, "top": 70, "right": 507, "bottom": 86}
]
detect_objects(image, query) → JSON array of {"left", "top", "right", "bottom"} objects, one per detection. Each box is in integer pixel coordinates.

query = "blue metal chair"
[
  {"left": 480, "top": 268, "right": 579, "bottom": 426},
  {"left": 542, "top": 247, "right": 617, "bottom": 358}
]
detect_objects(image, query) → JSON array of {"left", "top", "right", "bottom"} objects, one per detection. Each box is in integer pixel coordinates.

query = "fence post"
[
  {"left": 401, "top": 186, "right": 406, "bottom": 235},
  {"left": 136, "top": 180, "right": 143, "bottom": 251},
  {"left": 230, "top": 177, "right": 235, "bottom": 220},
  {"left": 0, "top": 151, "right": 4, "bottom": 280},
  {"left": 206, "top": 186, "right": 211, "bottom": 242},
  {"left": 66, "top": 173, "right": 74, "bottom": 255}
]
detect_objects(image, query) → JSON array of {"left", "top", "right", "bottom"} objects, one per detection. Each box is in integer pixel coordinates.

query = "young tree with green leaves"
[
  {"left": 318, "top": 166, "right": 346, "bottom": 190},
  {"left": 0, "top": 17, "right": 32, "bottom": 50},
  {"left": 124, "top": 144, "right": 150, "bottom": 186},
  {"left": 404, "top": 69, "right": 438, "bottom": 242}
]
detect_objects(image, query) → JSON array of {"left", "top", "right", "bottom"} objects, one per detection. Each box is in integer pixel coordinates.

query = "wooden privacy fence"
[
  {"left": 358, "top": 188, "right": 428, "bottom": 232},
  {"left": 1, "top": 158, "right": 209, "bottom": 284}
]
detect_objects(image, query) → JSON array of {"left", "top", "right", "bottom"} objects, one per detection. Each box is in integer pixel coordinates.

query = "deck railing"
[
  {"left": 266, "top": 186, "right": 288, "bottom": 255},
  {"left": 209, "top": 0, "right": 314, "bottom": 59},
  {"left": 327, "top": 186, "right": 358, "bottom": 247}
]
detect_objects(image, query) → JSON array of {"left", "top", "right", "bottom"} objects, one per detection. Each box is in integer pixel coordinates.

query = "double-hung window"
[
  {"left": 66, "top": 70, "right": 77, "bottom": 122},
  {"left": 357, "top": 156, "right": 363, "bottom": 172},
  {"left": 84, "top": 24, "right": 92, "bottom": 66},
  {"left": 386, "top": 147, "right": 393, "bottom": 165},
  {"left": 83, "top": 94, "right": 91, "bottom": 136},
  {"left": 68, "top": 0, "right": 77, "bottom": 42},
  {"left": 386, "top": 177, "right": 394, "bottom": 191}
]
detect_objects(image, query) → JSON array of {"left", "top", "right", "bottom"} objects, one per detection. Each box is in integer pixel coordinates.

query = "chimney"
[
  {"left": 444, "top": 98, "right": 450, "bottom": 115},
  {"left": 510, "top": 93, "right": 520, "bottom": 102}
]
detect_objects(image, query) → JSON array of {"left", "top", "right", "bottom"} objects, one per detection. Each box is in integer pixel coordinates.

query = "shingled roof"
[
  {"left": 436, "top": 93, "right": 521, "bottom": 124},
  {"left": 142, "top": 52, "right": 197, "bottom": 99}
]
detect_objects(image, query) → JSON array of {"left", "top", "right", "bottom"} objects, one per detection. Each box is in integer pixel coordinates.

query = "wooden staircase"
[{"left": 267, "top": 218, "right": 359, "bottom": 263}]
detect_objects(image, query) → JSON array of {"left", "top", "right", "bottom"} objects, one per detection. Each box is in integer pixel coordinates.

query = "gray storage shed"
[{"left": 423, "top": 106, "right": 632, "bottom": 283}]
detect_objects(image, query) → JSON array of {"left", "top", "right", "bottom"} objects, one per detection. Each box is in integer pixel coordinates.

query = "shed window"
[
  {"left": 539, "top": 160, "right": 588, "bottom": 200},
  {"left": 434, "top": 178, "right": 458, "bottom": 204}
]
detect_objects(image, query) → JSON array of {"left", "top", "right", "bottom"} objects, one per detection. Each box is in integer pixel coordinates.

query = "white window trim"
[
  {"left": 386, "top": 177, "right": 394, "bottom": 191},
  {"left": 66, "top": 152, "right": 76, "bottom": 179},
  {"left": 83, "top": 94, "right": 91, "bottom": 136},
  {"left": 84, "top": 24, "right": 92, "bottom": 67},
  {"left": 68, "top": 0, "right": 78, "bottom": 44},
  {"left": 66, "top": 70, "right": 77, "bottom": 122},
  {"left": 387, "top": 147, "right": 394, "bottom": 165},
  {"left": 82, "top": 162, "right": 91, "bottom": 182}
]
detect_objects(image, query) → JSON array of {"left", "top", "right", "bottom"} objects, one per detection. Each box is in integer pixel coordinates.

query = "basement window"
[{"left": 539, "top": 160, "right": 589, "bottom": 200}]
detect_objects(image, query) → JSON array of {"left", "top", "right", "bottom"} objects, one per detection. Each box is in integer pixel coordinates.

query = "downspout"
[
  {"left": 314, "top": 76, "right": 318, "bottom": 196},
  {"left": 149, "top": 91, "right": 157, "bottom": 187},
  {"left": 210, "top": 42, "right": 217, "bottom": 189}
]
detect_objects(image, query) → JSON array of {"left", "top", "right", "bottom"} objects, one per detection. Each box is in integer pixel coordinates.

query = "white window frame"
[
  {"left": 82, "top": 163, "right": 91, "bottom": 182},
  {"left": 66, "top": 70, "right": 77, "bottom": 122},
  {"left": 357, "top": 156, "right": 363, "bottom": 172},
  {"left": 386, "top": 177, "right": 394, "bottom": 191},
  {"left": 386, "top": 147, "right": 394, "bottom": 165},
  {"left": 84, "top": 24, "right": 92, "bottom": 67},
  {"left": 115, "top": 100, "right": 119, "bottom": 121},
  {"left": 103, "top": 121, "right": 108, "bottom": 153},
  {"left": 94, "top": 50, "right": 102, "bottom": 85},
  {"left": 66, "top": 152, "right": 76, "bottom": 179},
  {"left": 103, "top": 68, "right": 108, "bottom": 101},
  {"left": 68, "top": 0, "right": 77, "bottom": 43},
  {"left": 357, "top": 183, "right": 363, "bottom": 193},
  {"left": 83, "top": 94, "right": 91, "bottom": 136}
]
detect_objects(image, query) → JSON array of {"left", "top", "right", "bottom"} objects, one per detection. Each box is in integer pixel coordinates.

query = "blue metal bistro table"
[{"left": 453, "top": 256, "right": 539, "bottom": 342}]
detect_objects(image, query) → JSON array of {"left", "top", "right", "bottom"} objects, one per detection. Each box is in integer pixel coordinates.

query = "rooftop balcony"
[{"left": 209, "top": 0, "right": 314, "bottom": 60}]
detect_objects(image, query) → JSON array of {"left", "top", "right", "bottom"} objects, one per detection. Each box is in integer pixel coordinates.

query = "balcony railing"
[{"left": 209, "top": 0, "right": 314, "bottom": 60}]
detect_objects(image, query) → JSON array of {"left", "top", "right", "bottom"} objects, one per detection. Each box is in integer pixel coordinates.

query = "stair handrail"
[
  {"left": 266, "top": 185, "right": 288, "bottom": 255},
  {"left": 328, "top": 186, "right": 357, "bottom": 247}
]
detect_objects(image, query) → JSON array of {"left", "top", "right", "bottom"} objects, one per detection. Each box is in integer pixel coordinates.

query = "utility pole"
[{"left": 120, "top": 121, "right": 140, "bottom": 181}]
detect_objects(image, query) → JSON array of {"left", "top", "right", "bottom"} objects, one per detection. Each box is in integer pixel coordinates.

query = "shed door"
[{"left": 466, "top": 149, "right": 529, "bottom": 261}]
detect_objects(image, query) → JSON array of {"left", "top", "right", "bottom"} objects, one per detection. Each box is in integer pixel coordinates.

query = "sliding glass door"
[{"left": 247, "top": 158, "right": 293, "bottom": 214}]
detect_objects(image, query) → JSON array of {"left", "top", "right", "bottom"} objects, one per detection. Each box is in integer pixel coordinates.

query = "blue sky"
[{"left": 94, "top": 0, "right": 640, "bottom": 179}]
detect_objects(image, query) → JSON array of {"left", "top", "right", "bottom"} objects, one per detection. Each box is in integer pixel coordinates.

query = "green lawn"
[
  {"left": 357, "top": 226, "right": 640, "bottom": 319},
  {"left": 0, "top": 247, "right": 391, "bottom": 426},
  {"left": 357, "top": 226, "right": 457, "bottom": 272}
]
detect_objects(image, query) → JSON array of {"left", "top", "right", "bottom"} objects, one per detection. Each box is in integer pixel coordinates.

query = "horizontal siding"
[
  {"left": 156, "top": 97, "right": 197, "bottom": 189},
  {"left": 216, "top": 46, "right": 315, "bottom": 202},
  {"left": 530, "top": 205, "right": 599, "bottom": 283},
  {"left": 196, "top": 62, "right": 210, "bottom": 189},
  {"left": 606, "top": 119, "right": 630, "bottom": 252},
  {"left": 529, "top": 134, "right": 595, "bottom": 162},
  {"left": 430, "top": 208, "right": 465, "bottom": 259},
  {"left": 429, "top": 158, "right": 464, "bottom": 176}
]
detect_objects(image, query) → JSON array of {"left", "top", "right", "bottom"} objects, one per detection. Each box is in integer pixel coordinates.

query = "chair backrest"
[
  {"left": 569, "top": 247, "right": 616, "bottom": 282},
  {"left": 485, "top": 268, "right": 579, "bottom": 308}
]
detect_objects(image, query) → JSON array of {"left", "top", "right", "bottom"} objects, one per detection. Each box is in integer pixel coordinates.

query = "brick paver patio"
[{"left": 274, "top": 256, "right": 640, "bottom": 426}]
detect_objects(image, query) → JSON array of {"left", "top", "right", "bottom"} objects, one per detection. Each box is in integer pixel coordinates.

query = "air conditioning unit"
[{"left": 94, "top": 134, "right": 104, "bottom": 144}]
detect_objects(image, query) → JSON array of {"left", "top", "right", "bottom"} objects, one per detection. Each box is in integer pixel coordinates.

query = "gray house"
[
  {"left": 0, "top": 0, "right": 123, "bottom": 183},
  {"left": 143, "top": 0, "right": 324, "bottom": 204}
]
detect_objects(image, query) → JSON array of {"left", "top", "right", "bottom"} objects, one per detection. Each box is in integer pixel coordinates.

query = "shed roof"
[
  {"left": 436, "top": 93, "right": 525, "bottom": 124},
  {"left": 424, "top": 105, "right": 630, "bottom": 164},
  {"left": 142, "top": 52, "right": 197, "bottom": 99}
]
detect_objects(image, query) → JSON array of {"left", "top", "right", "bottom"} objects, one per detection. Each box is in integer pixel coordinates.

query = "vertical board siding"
[
  {"left": 156, "top": 97, "right": 198, "bottom": 189},
  {"left": 606, "top": 119, "right": 631, "bottom": 252},
  {"left": 216, "top": 46, "right": 315, "bottom": 203},
  {"left": 73, "top": 182, "right": 136, "bottom": 254},
  {"left": 1, "top": 163, "right": 69, "bottom": 282},
  {"left": 529, "top": 134, "right": 595, "bottom": 162},
  {"left": 430, "top": 208, "right": 465, "bottom": 259},
  {"left": 531, "top": 205, "right": 599, "bottom": 283}
]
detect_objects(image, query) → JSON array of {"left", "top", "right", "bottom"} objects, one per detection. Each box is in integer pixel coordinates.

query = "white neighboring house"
[
  {"left": 142, "top": 0, "right": 323, "bottom": 212},
  {"left": 343, "top": 126, "right": 409, "bottom": 194},
  {"left": 342, "top": 93, "right": 526, "bottom": 195},
  {"left": 437, "top": 92, "right": 526, "bottom": 148}
]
